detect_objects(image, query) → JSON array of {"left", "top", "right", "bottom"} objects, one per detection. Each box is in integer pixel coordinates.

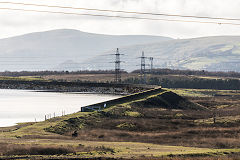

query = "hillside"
[
  {"left": 0, "top": 29, "right": 171, "bottom": 71},
  {"left": 0, "top": 29, "right": 240, "bottom": 72},
  {"left": 86, "top": 36, "right": 240, "bottom": 72},
  {"left": 1, "top": 88, "right": 240, "bottom": 159}
]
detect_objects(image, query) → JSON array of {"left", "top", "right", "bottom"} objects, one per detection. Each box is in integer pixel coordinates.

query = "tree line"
[
  {"left": 123, "top": 77, "right": 240, "bottom": 90},
  {"left": 0, "top": 70, "right": 121, "bottom": 77},
  {"left": 132, "top": 68, "right": 240, "bottom": 78}
]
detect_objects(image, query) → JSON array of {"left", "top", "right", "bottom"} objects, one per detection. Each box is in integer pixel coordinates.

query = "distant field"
[
  {"left": 43, "top": 73, "right": 137, "bottom": 82},
  {"left": 42, "top": 73, "right": 240, "bottom": 82},
  {"left": 0, "top": 76, "right": 45, "bottom": 81}
]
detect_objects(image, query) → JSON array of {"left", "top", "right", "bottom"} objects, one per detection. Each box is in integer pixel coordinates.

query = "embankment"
[{"left": 81, "top": 87, "right": 162, "bottom": 111}]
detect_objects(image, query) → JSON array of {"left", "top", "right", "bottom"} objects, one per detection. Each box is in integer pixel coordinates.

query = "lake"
[{"left": 0, "top": 89, "right": 120, "bottom": 127}]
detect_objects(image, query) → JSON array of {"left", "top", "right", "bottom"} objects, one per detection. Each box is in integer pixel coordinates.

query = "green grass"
[
  {"left": 1, "top": 139, "right": 240, "bottom": 159},
  {"left": 195, "top": 115, "right": 240, "bottom": 125},
  {"left": 1, "top": 88, "right": 240, "bottom": 159},
  {"left": 0, "top": 111, "right": 91, "bottom": 138},
  {"left": 124, "top": 111, "right": 141, "bottom": 117},
  {"left": 166, "top": 88, "right": 213, "bottom": 97},
  {"left": 0, "top": 76, "right": 46, "bottom": 81},
  {"left": 166, "top": 88, "right": 240, "bottom": 98},
  {"left": 116, "top": 122, "right": 136, "bottom": 129}
]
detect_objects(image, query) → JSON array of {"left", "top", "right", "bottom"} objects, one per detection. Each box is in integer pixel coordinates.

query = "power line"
[
  {"left": 115, "top": 48, "right": 121, "bottom": 83},
  {"left": 0, "top": 55, "right": 113, "bottom": 58},
  {"left": 140, "top": 51, "right": 147, "bottom": 84},
  {"left": 0, "top": 62, "right": 109, "bottom": 66},
  {"left": 112, "top": 48, "right": 124, "bottom": 83},
  {"left": 149, "top": 57, "right": 153, "bottom": 73},
  {"left": 0, "top": 61, "right": 40, "bottom": 62},
  {"left": 0, "top": 7, "right": 240, "bottom": 26},
  {"left": 1, "top": 1, "right": 240, "bottom": 22}
]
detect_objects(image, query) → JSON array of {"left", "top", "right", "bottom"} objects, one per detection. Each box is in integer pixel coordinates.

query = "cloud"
[{"left": 0, "top": 0, "right": 240, "bottom": 39}]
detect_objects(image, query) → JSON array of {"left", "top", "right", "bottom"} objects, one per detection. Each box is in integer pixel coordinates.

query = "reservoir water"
[{"left": 0, "top": 89, "right": 120, "bottom": 127}]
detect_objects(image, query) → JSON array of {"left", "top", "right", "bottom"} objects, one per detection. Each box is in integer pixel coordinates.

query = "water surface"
[{"left": 0, "top": 89, "right": 120, "bottom": 127}]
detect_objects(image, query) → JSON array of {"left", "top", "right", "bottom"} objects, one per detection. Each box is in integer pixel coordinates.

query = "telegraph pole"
[{"left": 140, "top": 51, "right": 147, "bottom": 84}]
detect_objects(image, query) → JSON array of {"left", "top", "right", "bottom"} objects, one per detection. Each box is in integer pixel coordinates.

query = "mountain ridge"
[
  {"left": 0, "top": 29, "right": 174, "bottom": 40},
  {"left": 0, "top": 29, "right": 239, "bottom": 72},
  {"left": 0, "top": 29, "right": 172, "bottom": 71},
  {"left": 85, "top": 35, "right": 240, "bottom": 72}
]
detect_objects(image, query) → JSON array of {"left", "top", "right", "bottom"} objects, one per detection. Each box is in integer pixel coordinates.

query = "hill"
[
  {"left": 86, "top": 36, "right": 240, "bottom": 72},
  {"left": 1, "top": 29, "right": 240, "bottom": 72},
  {"left": 0, "top": 29, "right": 171, "bottom": 71}
]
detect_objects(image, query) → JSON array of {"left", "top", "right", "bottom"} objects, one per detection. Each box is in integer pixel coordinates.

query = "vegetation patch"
[
  {"left": 116, "top": 122, "right": 136, "bottom": 129},
  {"left": 0, "top": 76, "right": 45, "bottom": 81},
  {"left": 175, "top": 113, "right": 184, "bottom": 118},
  {"left": 124, "top": 111, "right": 141, "bottom": 117},
  {"left": 45, "top": 116, "right": 87, "bottom": 134},
  {"left": 0, "top": 144, "right": 75, "bottom": 156},
  {"left": 132, "top": 91, "right": 206, "bottom": 110}
]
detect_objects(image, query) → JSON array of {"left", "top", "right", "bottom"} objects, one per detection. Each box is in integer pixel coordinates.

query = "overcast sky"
[{"left": 0, "top": 0, "right": 240, "bottom": 39}]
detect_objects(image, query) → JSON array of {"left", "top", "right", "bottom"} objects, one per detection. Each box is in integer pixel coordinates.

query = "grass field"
[
  {"left": 1, "top": 88, "right": 240, "bottom": 159},
  {"left": 42, "top": 73, "right": 240, "bottom": 83},
  {"left": 0, "top": 76, "right": 46, "bottom": 81},
  {"left": 1, "top": 138, "right": 240, "bottom": 159}
]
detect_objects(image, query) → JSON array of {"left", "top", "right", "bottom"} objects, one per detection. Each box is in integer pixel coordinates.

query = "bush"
[{"left": 4, "top": 146, "right": 75, "bottom": 155}]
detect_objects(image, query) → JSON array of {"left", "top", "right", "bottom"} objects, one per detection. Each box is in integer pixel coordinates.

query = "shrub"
[{"left": 4, "top": 146, "right": 75, "bottom": 155}]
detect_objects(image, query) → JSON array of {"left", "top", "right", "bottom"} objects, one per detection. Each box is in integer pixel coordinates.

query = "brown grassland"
[
  {"left": 42, "top": 73, "right": 240, "bottom": 83},
  {"left": 0, "top": 81, "right": 240, "bottom": 159}
]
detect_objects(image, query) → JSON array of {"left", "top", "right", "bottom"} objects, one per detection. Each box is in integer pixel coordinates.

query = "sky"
[{"left": 0, "top": 0, "right": 240, "bottom": 39}]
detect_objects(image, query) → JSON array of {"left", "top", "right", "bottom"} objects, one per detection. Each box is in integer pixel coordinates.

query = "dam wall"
[{"left": 81, "top": 87, "right": 162, "bottom": 112}]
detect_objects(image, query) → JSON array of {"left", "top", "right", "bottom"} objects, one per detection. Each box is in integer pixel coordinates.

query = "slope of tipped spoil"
[
  {"left": 45, "top": 89, "right": 207, "bottom": 135},
  {"left": 132, "top": 91, "right": 206, "bottom": 110}
]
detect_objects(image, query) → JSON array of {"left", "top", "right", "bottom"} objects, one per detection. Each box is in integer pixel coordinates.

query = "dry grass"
[
  {"left": 42, "top": 73, "right": 240, "bottom": 83},
  {"left": 40, "top": 89, "right": 240, "bottom": 150},
  {"left": 1, "top": 144, "right": 75, "bottom": 156},
  {"left": 43, "top": 73, "right": 138, "bottom": 82},
  {"left": 1, "top": 139, "right": 239, "bottom": 159},
  {"left": 1, "top": 88, "right": 240, "bottom": 159},
  {"left": 0, "top": 76, "right": 45, "bottom": 81}
]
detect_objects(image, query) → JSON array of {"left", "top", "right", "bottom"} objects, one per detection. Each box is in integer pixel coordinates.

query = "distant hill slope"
[
  {"left": 0, "top": 29, "right": 171, "bottom": 71},
  {"left": 0, "top": 29, "right": 240, "bottom": 72},
  {"left": 84, "top": 36, "right": 240, "bottom": 72}
]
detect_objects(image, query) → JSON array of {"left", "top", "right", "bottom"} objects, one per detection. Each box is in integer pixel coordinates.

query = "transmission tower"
[
  {"left": 149, "top": 57, "right": 153, "bottom": 73},
  {"left": 140, "top": 51, "right": 147, "bottom": 84},
  {"left": 114, "top": 48, "right": 123, "bottom": 83}
]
